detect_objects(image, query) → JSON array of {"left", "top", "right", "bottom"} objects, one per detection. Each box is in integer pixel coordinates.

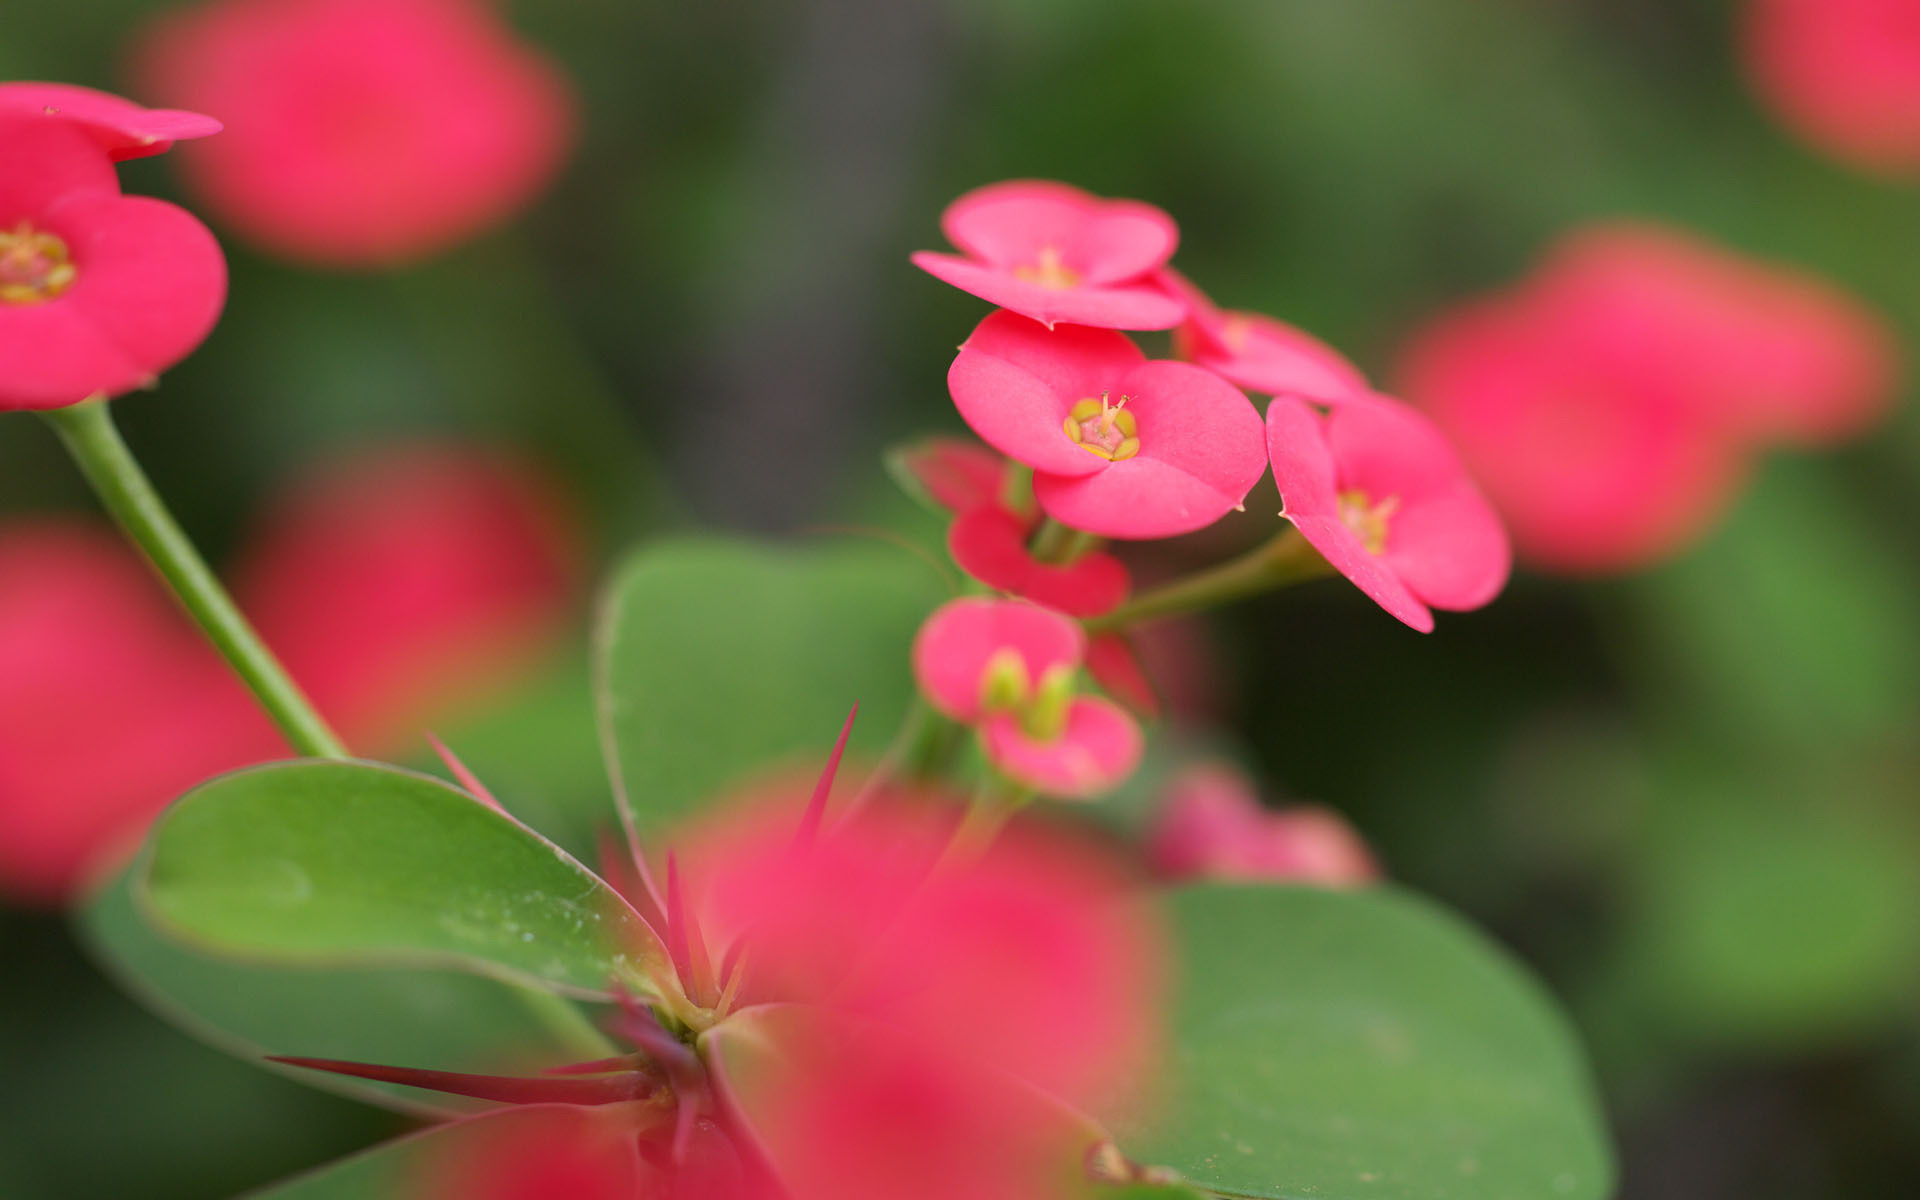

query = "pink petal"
[
  {"left": 946, "top": 505, "right": 1131, "bottom": 617},
  {"left": 889, "top": 437, "right": 1013, "bottom": 514},
  {"left": 939, "top": 179, "right": 1178, "bottom": 284},
  {"left": 1083, "top": 633, "right": 1159, "bottom": 721},
  {"left": 1323, "top": 394, "right": 1466, "bottom": 507},
  {"left": 947, "top": 310, "right": 1143, "bottom": 478},
  {"left": 911, "top": 597, "right": 1085, "bottom": 722},
  {"left": 1193, "top": 310, "right": 1371, "bottom": 403},
  {"left": 0, "top": 83, "right": 222, "bottom": 161},
  {"left": 1380, "top": 485, "right": 1512, "bottom": 613},
  {"left": 1146, "top": 764, "right": 1380, "bottom": 885},
  {"left": 980, "top": 697, "right": 1143, "bottom": 799},
  {"left": 0, "top": 113, "right": 121, "bottom": 220},
  {"left": 1742, "top": 0, "right": 1920, "bottom": 176},
  {"left": 1289, "top": 513, "right": 1434, "bottom": 633},
  {"left": 912, "top": 252, "right": 1188, "bottom": 330},
  {"left": 1034, "top": 457, "right": 1248, "bottom": 540}
]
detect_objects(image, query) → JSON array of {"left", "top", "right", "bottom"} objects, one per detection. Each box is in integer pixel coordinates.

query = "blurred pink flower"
[
  {"left": 1163, "top": 268, "right": 1369, "bottom": 404},
  {"left": 949, "top": 310, "right": 1267, "bottom": 539},
  {"left": 1146, "top": 764, "right": 1379, "bottom": 885},
  {"left": 132, "top": 0, "right": 577, "bottom": 267},
  {"left": 913, "top": 180, "right": 1187, "bottom": 330},
  {"left": 890, "top": 436, "right": 1017, "bottom": 516},
  {"left": 948, "top": 504, "right": 1131, "bottom": 617},
  {"left": 0, "top": 444, "right": 579, "bottom": 905},
  {"left": 1267, "top": 393, "right": 1510, "bottom": 633},
  {"left": 1743, "top": 0, "right": 1920, "bottom": 177},
  {"left": 1396, "top": 223, "right": 1900, "bottom": 573},
  {"left": 0, "top": 82, "right": 221, "bottom": 161},
  {"left": 912, "top": 597, "right": 1142, "bottom": 798},
  {"left": 0, "top": 108, "right": 226, "bottom": 410}
]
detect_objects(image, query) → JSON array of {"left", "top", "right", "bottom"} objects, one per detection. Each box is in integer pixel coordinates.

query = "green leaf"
[
  {"left": 597, "top": 536, "right": 950, "bottom": 833},
  {"left": 141, "top": 760, "right": 668, "bottom": 999},
  {"left": 79, "top": 869, "right": 605, "bottom": 1116},
  {"left": 1117, "top": 885, "right": 1613, "bottom": 1200}
]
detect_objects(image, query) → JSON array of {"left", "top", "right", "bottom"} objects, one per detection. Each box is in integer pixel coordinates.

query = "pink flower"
[
  {"left": 912, "top": 597, "right": 1142, "bottom": 798},
  {"left": 1163, "top": 268, "right": 1369, "bottom": 404},
  {"left": 0, "top": 82, "right": 221, "bottom": 161},
  {"left": 887, "top": 436, "right": 1016, "bottom": 515},
  {"left": 912, "top": 180, "right": 1187, "bottom": 330},
  {"left": 1743, "top": 0, "right": 1920, "bottom": 177},
  {"left": 0, "top": 444, "right": 580, "bottom": 905},
  {"left": 234, "top": 443, "right": 580, "bottom": 751},
  {"left": 1267, "top": 393, "right": 1510, "bottom": 633},
  {"left": 947, "top": 504, "right": 1131, "bottom": 617},
  {"left": 949, "top": 310, "right": 1267, "bottom": 539},
  {"left": 132, "top": 0, "right": 577, "bottom": 267},
  {"left": 0, "top": 109, "right": 226, "bottom": 410},
  {"left": 1395, "top": 223, "right": 1900, "bottom": 573},
  {"left": 1146, "top": 764, "right": 1379, "bottom": 886}
]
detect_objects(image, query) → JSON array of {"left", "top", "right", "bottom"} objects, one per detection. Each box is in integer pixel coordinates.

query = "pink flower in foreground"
[
  {"left": 1267, "top": 394, "right": 1510, "bottom": 633},
  {"left": 949, "top": 310, "right": 1267, "bottom": 539},
  {"left": 0, "top": 444, "right": 580, "bottom": 906},
  {"left": 133, "top": 0, "right": 577, "bottom": 267},
  {"left": 1743, "top": 0, "right": 1920, "bottom": 177},
  {"left": 912, "top": 180, "right": 1187, "bottom": 330},
  {"left": 235, "top": 443, "right": 579, "bottom": 751},
  {"left": 1396, "top": 223, "right": 1900, "bottom": 573},
  {"left": 0, "top": 82, "right": 221, "bottom": 161},
  {"left": 1163, "top": 268, "right": 1369, "bottom": 404},
  {"left": 0, "top": 109, "right": 226, "bottom": 410},
  {"left": 1146, "top": 764, "right": 1379, "bottom": 885},
  {"left": 913, "top": 597, "right": 1142, "bottom": 798},
  {"left": 278, "top": 743, "right": 1160, "bottom": 1200}
]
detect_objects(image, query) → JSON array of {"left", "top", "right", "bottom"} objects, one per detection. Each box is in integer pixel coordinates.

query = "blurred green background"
[{"left": 3, "top": 0, "right": 1919, "bottom": 1196}]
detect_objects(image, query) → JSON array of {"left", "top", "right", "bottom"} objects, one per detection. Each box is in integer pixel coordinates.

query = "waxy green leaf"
[
  {"left": 141, "top": 760, "right": 668, "bottom": 999},
  {"left": 597, "top": 536, "right": 950, "bottom": 833},
  {"left": 1118, "top": 885, "right": 1614, "bottom": 1200},
  {"left": 80, "top": 870, "right": 606, "bottom": 1116}
]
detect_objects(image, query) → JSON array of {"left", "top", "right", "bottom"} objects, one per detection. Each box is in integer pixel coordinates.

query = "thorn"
[
  {"left": 794, "top": 703, "right": 858, "bottom": 847},
  {"left": 267, "top": 1056, "right": 655, "bottom": 1106},
  {"left": 542, "top": 1053, "right": 650, "bottom": 1076},
  {"left": 426, "top": 732, "right": 506, "bottom": 814}
]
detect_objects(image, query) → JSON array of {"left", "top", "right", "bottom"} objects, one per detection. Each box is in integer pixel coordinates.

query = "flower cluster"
[
  {"left": 0, "top": 84, "right": 224, "bottom": 410},
  {"left": 901, "top": 179, "right": 1510, "bottom": 781},
  {"left": 0, "top": 443, "right": 577, "bottom": 904},
  {"left": 1396, "top": 222, "right": 1901, "bottom": 573}
]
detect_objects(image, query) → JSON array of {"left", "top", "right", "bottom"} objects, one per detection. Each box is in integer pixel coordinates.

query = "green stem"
[
  {"left": 1030, "top": 517, "right": 1096, "bottom": 565},
  {"left": 1085, "top": 525, "right": 1335, "bottom": 635},
  {"left": 41, "top": 400, "right": 348, "bottom": 759}
]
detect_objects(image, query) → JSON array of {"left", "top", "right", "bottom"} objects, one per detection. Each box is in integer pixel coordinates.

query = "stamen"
[
  {"left": 1062, "top": 392, "right": 1141, "bottom": 462},
  {"left": 0, "top": 221, "right": 78, "bottom": 306},
  {"left": 1012, "top": 244, "right": 1081, "bottom": 290},
  {"left": 1337, "top": 489, "right": 1400, "bottom": 555}
]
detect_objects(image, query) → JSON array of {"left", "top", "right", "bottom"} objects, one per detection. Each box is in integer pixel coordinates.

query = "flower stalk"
[
  {"left": 41, "top": 398, "right": 349, "bottom": 759},
  {"left": 1085, "top": 524, "right": 1334, "bottom": 634}
]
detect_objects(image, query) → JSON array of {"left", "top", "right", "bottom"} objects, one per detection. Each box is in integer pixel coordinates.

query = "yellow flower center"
[
  {"left": 1338, "top": 489, "right": 1399, "bottom": 555},
  {"left": 1012, "top": 245, "right": 1081, "bottom": 290},
  {"left": 0, "top": 221, "right": 78, "bottom": 306},
  {"left": 1062, "top": 393, "right": 1140, "bottom": 462}
]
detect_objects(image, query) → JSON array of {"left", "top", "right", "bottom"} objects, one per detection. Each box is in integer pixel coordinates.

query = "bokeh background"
[{"left": 3, "top": 1, "right": 1919, "bottom": 1196}]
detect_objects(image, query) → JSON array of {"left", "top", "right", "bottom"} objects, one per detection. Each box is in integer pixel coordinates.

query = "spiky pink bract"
[
  {"left": 1396, "top": 223, "right": 1899, "bottom": 574},
  {"left": 1163, "top": 268, "right": 1369, "bottom": 404},
  {"left": 947, "top": 504, "right": 1130, "bottom": 617},
  {"left": 132, "top": 0, "right": 577, "bottom": 267},
  {"left": 1268, "top": 393, "right": 1510, "bottom": 633},
  {"left": 912, "top": 180, "right": 1186, "bottom": 330},
  {"left": 949, "top": 310, "right": 1266, "bottom": 539},
  {"left": 1743, "top": 0, "right": 1920, "bottom": 177},
  {"left": 0, "top": 82, "right": 221, "bottom": 161},
  {"left": 1146, "top": 763, "right": 1379, "bottom": 885},
  {"left": 0, "top": 112, "right": 227, "bottom": 410}
]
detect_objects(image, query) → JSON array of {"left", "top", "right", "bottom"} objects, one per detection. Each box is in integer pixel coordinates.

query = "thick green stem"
[
  {"left": 41, "top": 400, "right": 348, "bottom": 759},
  {"left": 1085, "top": 525, "right": 1335, "bottom": 635},
  {"left": 1029, "top": 517, "right": 1096, "bottom": 565}
]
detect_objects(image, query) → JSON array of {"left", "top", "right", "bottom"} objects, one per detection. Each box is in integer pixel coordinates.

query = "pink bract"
[
  {"left": 1163, "top": 268, "right": 1369, "bottom": 404},
  {"left": 890, "top": 436, "right": 1017, "bottom": 515},
  {"left": 132, "top": 0, "right": 577, "bottom": 267},
  {"left": 1267, "top": 393, "right": 1511, "bottom": 633},
  {"left": 949, "top": 310, "right": 1267, "bottom": 539},
  {"left": 982, "top": 697, "right": 1143, "bottom": 799},
  {"left": 1146, "top": 763, "right": 1379, "bottom": 885},
  {"left": 0, "top": 82, "right": 221, "bottom": 160},
  {"left": 911, "top": 180, "right": 1187, "bottom": 330},
  {"left": 912, "top": 596, "right": 1084, "bottom": 723},
  {"left": 947, "top": 504, "right": 1130, "bottom": 617},
  {"left": 1743, "top": 0, "right": 1920, "bottom": 177},
  {"left": 0, "top": 113, "right": 227, "bottom": 410}
]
